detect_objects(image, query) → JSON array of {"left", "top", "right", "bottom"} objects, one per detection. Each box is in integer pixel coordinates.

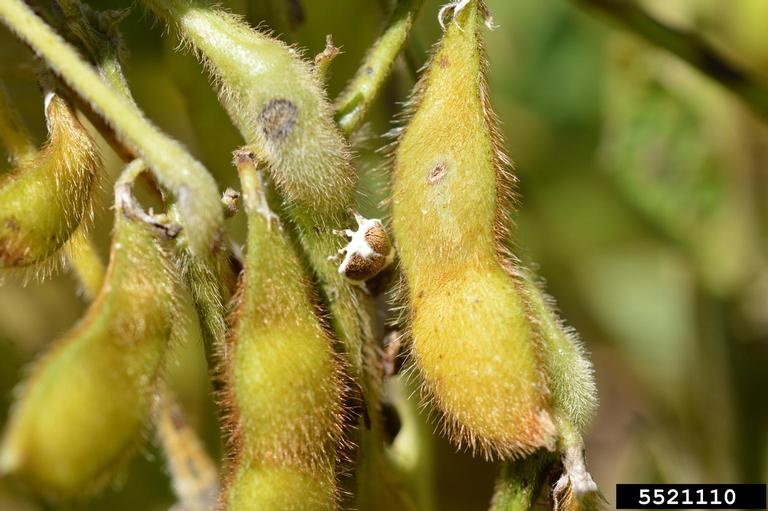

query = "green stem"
[
  {"left": 356, "top": 421, "right": 418, "bottom": 511},
  {"left": 0, "top": 0, "right": 223, "bottom": 257},
  {"left": 51, "top": 0, "right": 137, "bottom": 161},
  {"left": 52, "top": 0, "right": 134, "bottom": 101},
  {"left": 0, "top": 80, "right": 36, "bottom": 164},
  {"left": 334, "top": 0, "right": 425, "bottom": 135},
  {"left": 572, "top": 0, "right": 768, "bottom": 121}
]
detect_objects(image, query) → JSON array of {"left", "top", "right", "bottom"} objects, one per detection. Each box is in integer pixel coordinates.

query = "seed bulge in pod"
[{"left": 0, "top": 92, "right": 100, "bottom": 268}]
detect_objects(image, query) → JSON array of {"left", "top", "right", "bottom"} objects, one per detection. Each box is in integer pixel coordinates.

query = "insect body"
[{"left": 335, "top": 212, "right": 394, "bottom": 283}]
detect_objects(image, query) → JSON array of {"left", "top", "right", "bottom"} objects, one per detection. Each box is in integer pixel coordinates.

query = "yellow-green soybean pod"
[
  {"left": 0, "top": 186, "right": 178, "bottom": 496},
  {"left": 0, "top": 92, "right": 100, "bottom": 268},
  {"left": 392, "top": 1, "right": 555, "bottom": 459},
  {"left": 222, "top": 152, "right": 342, "bottom": 511}
]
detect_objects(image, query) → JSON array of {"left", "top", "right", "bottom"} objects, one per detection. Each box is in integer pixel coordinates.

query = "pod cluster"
[{"left": 0, "top": 0, "right": 601, "bottom": 508}]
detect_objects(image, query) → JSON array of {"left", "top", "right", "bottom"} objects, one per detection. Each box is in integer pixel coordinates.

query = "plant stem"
[
  {"left": 0, "top": 0, "right": 223, "bottom": 257},
  {"left": 572, "top": 0, "right": 768, "bottom": 121},
  {"left": 51, "top": 0, "right": 137, "bottom": 161},
  {"left": 313, "top": 35, "right": 340, "bottom": 84},
  {"left": 335, "top": 0, "right": 425, "bottom": 135},
  {"left": 52, "top": 0, "right": 134, "bottom": 102},
  {"left": 155, "top": 387, "right": 219, "bottom": 511},
  {"left": 0, "top": 80, "right": 36, "bottom": 164},
  {"left": 388, "top": 374, "right": 435, "bottom": 511}
]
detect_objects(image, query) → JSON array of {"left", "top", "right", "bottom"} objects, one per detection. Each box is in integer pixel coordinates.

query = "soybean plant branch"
[
  {"left": 0, "top": 0, "right": 224, "bottom": 257},
  {"left": 572, "top": 0, "right": 768, "bottom": 122}
]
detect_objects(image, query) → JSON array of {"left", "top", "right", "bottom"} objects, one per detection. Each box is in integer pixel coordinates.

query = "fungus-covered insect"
[{"left": 334, "top": 212, "right": 394, "bottom": 284}]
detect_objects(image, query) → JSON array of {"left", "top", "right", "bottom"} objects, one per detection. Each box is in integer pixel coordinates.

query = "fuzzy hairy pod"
[
  {"left": 141, "top": 0, "right": 354, "bottom": 219},
  {"left": 392, "top": 0, "right": 555, "bottom": 459},
  {"left": 0, "top": 0, "right": 224, "bottom": 258},
  {"left": 222, "top": 152, "right": 343, "bottom": 511},
  {"left": 0, "top": 92, "right": 100, "bottom": 268},
  {"left": 517, "top": 269, "right": 597, "bottom": 434},
  {"left": 141, "top": 0, "right": 372, "bottom": 389},
  {"left": 335, "top": 0, "right": 425, "bottom": 135},
  {"left": 227, "top": 462, "right": 336, "bottom": 511},
  {"left": 0, "top": 181, "right": 178, "bottom": 496}
]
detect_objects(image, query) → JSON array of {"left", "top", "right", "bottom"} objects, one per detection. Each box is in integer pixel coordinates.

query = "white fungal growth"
[
  {"left": 340, "top": 214, "right": 377, "bottom": 259},
  {"left": 333, "top": 212, "right": 394, "bottom": 283},
  {"left": 553, "top": 443, "right": 599, "bottom": 511},
  {"left": 438, "top": 0, "right": 496, "bottom": 31}
]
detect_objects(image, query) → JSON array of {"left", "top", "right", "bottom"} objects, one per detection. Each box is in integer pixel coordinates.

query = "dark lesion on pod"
[
  {"left": 258, "top": 98, "right": 299, "bottom": 142},
  {"left": 427, "top": 161, "right": 448, "bottom": 184}
]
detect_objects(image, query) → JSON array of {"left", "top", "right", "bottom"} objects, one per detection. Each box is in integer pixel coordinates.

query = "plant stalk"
[{"left": 0, "top": 0, "right": 223, "bottom": 257}]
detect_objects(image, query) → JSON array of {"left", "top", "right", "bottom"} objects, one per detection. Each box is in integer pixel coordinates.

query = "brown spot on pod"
[
  {"left": 427, "top": 162, "right": 448, "bottom": 184},
  {"left": 258, "top": 98, "right": 299, "bottom": 142}
]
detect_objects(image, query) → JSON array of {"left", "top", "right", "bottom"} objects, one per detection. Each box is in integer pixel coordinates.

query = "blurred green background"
[{"left": 2, "top": 0, "right": 768, "bottom": 509}]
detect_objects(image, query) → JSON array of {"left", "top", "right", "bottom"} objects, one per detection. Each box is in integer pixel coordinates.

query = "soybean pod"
[
  {"left": 392, "top": 0, "right": 555, "bottom": 459},
  {"left": 517, "top": 268, "right": 597, "bottom": 434},
  {"left": 0, "top": 161, "right": 179, "bottom": 496},
  {"left": 0, "top": 92, "right": 100, "bottom": 269},
  {"left": 222, "top": 151, "right": 343, "bottom": 511}
]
